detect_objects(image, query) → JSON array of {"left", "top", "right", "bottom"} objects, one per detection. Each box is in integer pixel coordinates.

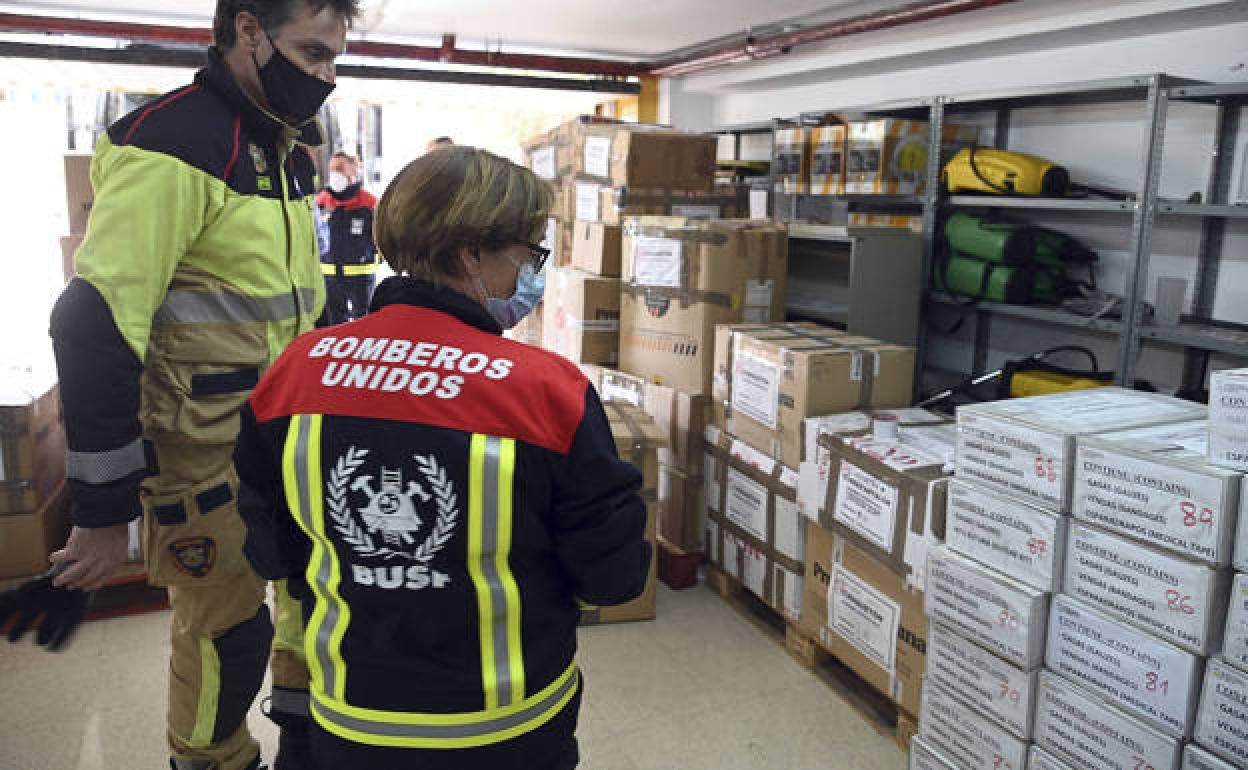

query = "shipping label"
[
  {"left": 925, "top": 547, "right": 1048, "bottom": 669},
  {"left": 530, "top": 145, "right": 556, "bottom": 180},
  {"left": 928, "top": 623, "right": 1038, "bottom": 739},
  {"left": 732, "top": 352, "right": 781, "bottom": 430},
  {"left": 631, "top": 237, "right": 683, "bottom": 288},
  {"left": 956, "top": 412, "right": 1069, "bottom": 510},
  {"left": 909, "top": 737, "right": 958, "bottom": 770},
  {"left": 1029, "top": 747, "right": 1077, "bottom": 770},
  {"left": 1225, "top": 573, "right": 1248, "bottom": 672},
  {"left": 1034, "top": 672, "right": 1182, "bottom": 770},
  {"left": 724, "top": 467, "right": 769, "bottom": 543},
  {"left": 1076, "top": 444, "right": 1232, "bottom": 564},
  {"left": 743, "top": 280, "right": 774, "bottom": 324},
  {"left": 827, "top": 563, "right": 900, "bottom": 676},
  {"left": 832, "top": 462, "right": 899, "bottom": 551},
  {"left": 575, "top": 182, "right": 600, "bottom": 222},
  {"left": 583, "top": 136, "right": 611, "bottom": 178},
  {"left": 946, "top": 480, "right": 1065, "bottom": 592},
  {"left": 919, "top": 684, "right": 1029, "bottom": 770},
  {"left": 1184, "top": 745, "right": 1239, "bottom": 770},
  {"left": 1064, "top": 523, "right": 1224, "bottom": 654},
  {"left": 1195, "top": 660, "right": 1248, "bottom": 767},
  {"left": 1047, "top": 595, "right": 1202, "bottom": 738}
]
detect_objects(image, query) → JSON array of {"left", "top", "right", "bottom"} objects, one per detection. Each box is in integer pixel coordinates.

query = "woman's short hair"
[{"left": 374, "top": 146, "right": 552, "bottom": 283}]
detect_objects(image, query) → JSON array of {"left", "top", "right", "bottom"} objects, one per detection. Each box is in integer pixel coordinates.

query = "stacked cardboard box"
[
  {"left": 540, "top": 267, "right": 620, "bottom": 367},
  {"left": 60, "top": 154, "right": 93, "bottom": 282}
]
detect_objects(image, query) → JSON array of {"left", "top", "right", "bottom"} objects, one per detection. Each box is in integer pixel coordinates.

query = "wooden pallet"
[{"left": 705, "top": 565, "right": 915, "bottom": 754}]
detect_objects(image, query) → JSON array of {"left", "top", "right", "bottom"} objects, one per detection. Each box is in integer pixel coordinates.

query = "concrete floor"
[{"left": 0, "top": 582, "right": 907, "bottom": 770}]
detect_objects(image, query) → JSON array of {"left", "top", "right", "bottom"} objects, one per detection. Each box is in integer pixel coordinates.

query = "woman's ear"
[{"left": 458, "top": 245, "right": 483, "bottom": 277}]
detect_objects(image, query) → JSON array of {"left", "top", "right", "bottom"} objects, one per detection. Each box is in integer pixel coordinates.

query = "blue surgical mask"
[{"left": 481, "top": 262, "right": 545, "bottom": 329}]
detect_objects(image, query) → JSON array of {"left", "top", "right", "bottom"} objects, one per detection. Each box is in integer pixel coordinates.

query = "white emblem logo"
[{"left": 326, "top": 447, "right": 458, "bottom": 591}]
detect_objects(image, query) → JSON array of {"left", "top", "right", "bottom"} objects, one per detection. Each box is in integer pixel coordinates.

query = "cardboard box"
[
  {"left": 1047, "top": 594, "right": 1204, "bottom": 738},
  {"left": 705, "top": 521, "right": 805, "bottom": 623},
  {"left": 1225, "top": 572, "right": 1248, "bottom": 673},
  {"left": 619, "top": 218, "right": 788, "bottom": 395},
  {"left": 773, "top": 126, "right": 810, "bottom": 195},
  {"left": 580, "top": 402, "right": 666, "bottom": 625},
  {"left": 1239, "top": 511, "right": 1248, "bottom": 572},
  {"left": 946, "top": 479, "right": 1067, "bottom": 593},
  {"left": 918, "top": 682, "right": 1029, "bottom": 770},
  {"left": 800, "top": 522, "right": 927, "bottom": 716},
  {"left": 810, "top": 123, "right": 847, "bottom": 196},
  {"left": 711, "top": 322, "right": 833, "bottom": 426},
  {"left": 658, "top": 465, "right": 704, "bottom": 553},
  {"left": 844, "top": 120, "right": 978, "bottom": 195},
  {"left": 59, "top": 234, "right": 82, "bottom": 283},
  {"left": 64, "top": 153, "right": 93, "bottom": 234},
  {"left": 541, "top": 268, "right": 620, "bottom": 367},
  {"left": 570, "top": 221, "right": 622, "bottom": 277},
  {"left": 1034, "top": 671, "right": 1183, "bottom": 770},
  {"left": 909, "top": 736, "right": 959, "bottom": 770},
  {"left": 1064, "top": 522, "right": 1231, "bottom": 655},
  {"left": 1194, "top": 659, "right": 1248, "bottom": 767},
  {"left": 0, "top": 481, "right": 70, "bottom": 579},
  {"left": 926, "top": 622, "right": 1039, "bottom": 740},
  {"left": 1030, "top": 747, "right": 1079, "bottom": 770},
  {"left": 1209, "top": 368, "right": 1248, "bottom": 472},
  {"left": 848, "top": 213, "right": 923, "bottom": 231},
  {"left": 524, "top": 122, "right": 577, "bottom": 182},
  {"left": 821, "top": 434, "right": 947, "bottom": 586},
  {"left": 505, "top": 301, "right": 544, "bottom": 347},
  {"left": 1, "top": 376, "right": 66, "bottom": 516},
  {"left": 1076, "top": 420, "right": 1239, "bottom": 565},
  {"left": 1184, "top": 745, "right": 1240, "bottom": 770},
  {"left": 728, "top": 328, "right": 916, "bottom": 469},
  {"left": 956, "top": 388, "right": 1205, "bottom": 513},
  {"left": 575, "top": 123, "right": 717, "bottom": 191},
  {"left": 925, "top": 545, "right": 1049, "bottom": 669}
]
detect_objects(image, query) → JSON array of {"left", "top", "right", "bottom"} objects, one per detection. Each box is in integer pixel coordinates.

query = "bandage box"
[
  {"left": 619, "top": 218, "right": 787, "bottom": 395},
  {"left": 926, "top": 622, "right": 1039, "bottom": 739},
  {"left": 63, "top": 153, "right": 93, "bottom": 234},
  {"left": 773, "top": 126, "right": 811, "bottom": 195},
  {"left": 1209, "top": 368, "right": 1248, "bottom": 472},
  {"left": 1030, "top": 747, "right": 1078, "bottom": 770},
  {"left": 541, "top": 268, "right": 620, "bottom": 367},
  {"left": 0, "top": 375, "right": 66, "bottom": 516},
  {"left": 570, "top": 221, "right": 622, "bottom": 277},
  {"left": 844, "top": 120, "right": 978, "bottom": 196},
  {"left": 1064, "top": 522, "right": 1231, "bottom": 655},
  {"left": 1195, "top": 659, "right": 1248, "bottom": 767},
  {"left": 956, "top": 388, "right": 1205, "bottom": 513},
  {"left": 925, "top": 545, "right": 1050, "bottom": 669},
  {"left": 1047, "top": 594, "right": 1204, "bottom": 738},
  {"left": 810, "top": 123, "right": 847, "bottom": 196},
  {"left": 946, "top": 478, "right": 1066, "bottom": 593},
  {"left": 918, "top": 682, "right": 1029, "bottom": 770},
  {"left": 1034, "top": 671, "right": 1183, "bottom": 770},
  {"left": 1225, "top": 573, "right": 1248, "bottom": 673},
  {"left": 1076, "top": 420, "right": 1238, "bottom": 565},
  {"left": 0, "top": 481, "right": 70, "bottom": 579},
  {"left": 705, "top": 520, "right": 804, "bottom": 624},
  {"left": 801, "top": 522, "right": 927, "bottom": 716},
  {"left": 1184, "top": 745, "right": 1240, "bottom": 770},
  {"left": 909, "top": 737, "right": 958, "bottom": 770}
]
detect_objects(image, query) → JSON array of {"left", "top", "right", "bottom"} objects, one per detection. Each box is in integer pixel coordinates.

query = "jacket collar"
[
  {"left": 197, "top": 47, "right": 324, "bottom": 149},
  {"left": 323, "top": 182, "right": 365, "bottom": 208},
  {"left": 369, "top": 277, "right": 502, "bottom": 336}
]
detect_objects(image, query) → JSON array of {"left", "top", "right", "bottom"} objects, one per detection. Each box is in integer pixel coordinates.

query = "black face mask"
[{"left": 253, "top": 33, "right": 335, "bottom": 125}]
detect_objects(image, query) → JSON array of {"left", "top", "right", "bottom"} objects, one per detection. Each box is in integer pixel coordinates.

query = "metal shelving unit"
[{"left": 713, "top": 74, "right": 1248, "bottom": 391}]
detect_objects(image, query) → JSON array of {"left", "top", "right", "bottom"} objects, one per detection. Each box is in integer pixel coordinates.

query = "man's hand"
[{"left": 50, "top": 524, "right": 130, "bottom": 591}]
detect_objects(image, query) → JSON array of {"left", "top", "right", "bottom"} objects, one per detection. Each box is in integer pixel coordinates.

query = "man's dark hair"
[
  {"left": 331, "top": 151, "right": 357, "bottom": 164},
  {"left": 430, "top": 137, "right": 454, "bottom": 146},
  {"left": 213, "top": 0, "right": 361, "bottom": 50}
]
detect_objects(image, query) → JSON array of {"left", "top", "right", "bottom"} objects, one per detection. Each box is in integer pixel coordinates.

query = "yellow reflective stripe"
[
  {"left": 283, "top": 414, "right": 351, "bottom": 702},
  {"left": 466, "top": 434, "right": 498, "bottom": 709},
  {"left": 190, "top": 637, "right": 221, "bottom": 748},
  {"left": 322, "top": 263, "right": 379, "bottom": 276},
  {"left": 495, "top": 438, "right": 525, "bottom": 702},
  {"left": 310, "top": 662, "right": 580, "bottom": 749}
]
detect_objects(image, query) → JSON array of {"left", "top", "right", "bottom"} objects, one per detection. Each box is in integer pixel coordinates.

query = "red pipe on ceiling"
[{"left": 650, "top": 0, "right": 1021, "bottom": 78}]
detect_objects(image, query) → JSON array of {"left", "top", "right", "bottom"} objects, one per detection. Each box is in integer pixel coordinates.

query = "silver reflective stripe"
[
  {"left": 155, "top": 288, "right": 318, "bottom": 324},
  {"left": 291, "top": 415, "right": 341, "bottom": 699},
  {"left": 479, "top": 436, "right": 517, "bottom": 707},
  {"left": 270, "top": 688, "right": 311, "bottom": 718},
  {"left": 65, "top": 438, "right": 146, "bottom": 484},
  {"left": 312, "top": 668, "right": 579, "bottom": 741}
]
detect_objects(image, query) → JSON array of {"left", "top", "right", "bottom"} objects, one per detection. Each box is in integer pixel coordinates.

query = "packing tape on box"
[
  {"left": 563, "top": 318, "right": 620, "bottom": 332},
  {"left": 612, "top": 406, "right": 659, "bottom": 503},
  {"left": 620, "top": 282, "right": 734, "bottom": 310},
  {"left": 705, "top": 436, "right": 805, "bottom": 574}
]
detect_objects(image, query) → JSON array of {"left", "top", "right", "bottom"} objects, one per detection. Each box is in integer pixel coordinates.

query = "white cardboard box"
[
  {"left": 1183, "top": 744, "right": 1240, "bottom": 770},
  {"left": 1076, "top": 420, "right": 1238, "bottom": 565},
  {"left": 918, "top": 682, "right": 1029, "bottom": 770},
  {"left": 1238, "top": 509, "right": 1248, "bottom": 572},
  {"left": 1047, "top": 594, "right": 1204, "bottom": 738},
  {"left": 1209, "top": 368, "right": 1248, "bottom": 472},
  {"left": 1029, "top": 746, "right": 1078, "bottom": 770},
  {"left": 1195, "top": 658, "right": 1248, "bottom": 767},
  {"left": 1225, "top": 572, "right": 1248, "bottom": 673},
  {"left": 1064, "top": 522, "right": 1231, "bottom": 655},
  {"left": 926, "top": 545, "right": 1050, "bottom": 669},
  {"left": 956, "top": 388, "right": 1204, "bottom": 512},
  {"left": 1033, "top": 670, "right": 1183, "bottom": 770},
  {"left": 909, "top": 737, "right": 959, "bottom": 770},
  {"left": 927, "top": 622, "right": 1038, "bottom": 739},
  {"left": 946, "top": 478, "right": 1066, "bottom": 593}
]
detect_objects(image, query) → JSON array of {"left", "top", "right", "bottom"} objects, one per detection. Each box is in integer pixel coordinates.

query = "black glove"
[{"left": 0, "top": 566, "right": 92, "bottom": 652}]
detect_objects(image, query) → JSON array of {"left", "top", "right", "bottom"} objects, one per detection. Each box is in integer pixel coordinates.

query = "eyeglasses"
[{"left": 518, "top": 240, "right": 551, "bottom": 273}]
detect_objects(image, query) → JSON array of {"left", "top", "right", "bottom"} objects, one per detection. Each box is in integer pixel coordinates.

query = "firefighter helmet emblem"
[{"left": 327, "top": 447, "right": 458, "bottom": 562}]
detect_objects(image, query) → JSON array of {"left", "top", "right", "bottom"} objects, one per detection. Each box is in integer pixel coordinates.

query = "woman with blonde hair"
[{"left": 234, "top": 145, "right": 651, "bottom": 770}]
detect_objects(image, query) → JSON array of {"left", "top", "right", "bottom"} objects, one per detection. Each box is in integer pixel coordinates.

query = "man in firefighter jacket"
[
  {"left": 46, "top": 1, "right": 359, "bottom": 768},
  {"left": 316, "top": 151, "right": 379, "bottom": 324},
  {"left": 234, "top": 145, "right": 651, "bottom": 769}
]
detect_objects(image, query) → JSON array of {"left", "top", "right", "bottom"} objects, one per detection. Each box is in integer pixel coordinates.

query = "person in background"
[
  {"left": 316, "top": 151, "right": 379, "bottom": 324},
  {"left": 234, "top": 145, "right": 650, "bottom": 770},
  {"left": 426, "top": 135, "right": 454, "bottom": 153},
  {"left": 45, "top": 1, "right": 359, "bottom": 768}
]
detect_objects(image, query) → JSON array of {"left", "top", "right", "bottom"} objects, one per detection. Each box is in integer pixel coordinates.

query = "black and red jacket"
[
  {"left": 235, "top": 276, "right": 649, "bottom": 763},
  {"left": 316, "top": 184, "right": 378, "bottom": 267}
]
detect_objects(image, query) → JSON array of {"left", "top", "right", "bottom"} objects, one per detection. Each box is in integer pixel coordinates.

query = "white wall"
[{"left": 664, "top": 0, "right": 1248, "bottom": 389}]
